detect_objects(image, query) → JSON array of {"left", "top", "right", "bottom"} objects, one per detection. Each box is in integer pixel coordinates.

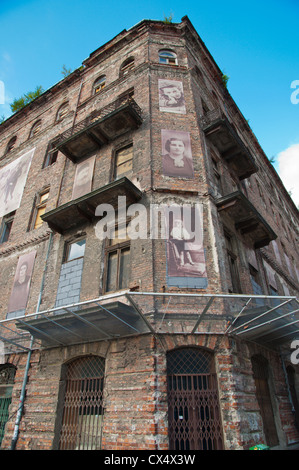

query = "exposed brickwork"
[{"left": 0, "top": 17, "right": 298, "bottom": 451}]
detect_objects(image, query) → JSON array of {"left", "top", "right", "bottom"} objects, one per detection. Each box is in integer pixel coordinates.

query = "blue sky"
[{"left": 0, "top": 0, "right": 298, "bottom": 203}]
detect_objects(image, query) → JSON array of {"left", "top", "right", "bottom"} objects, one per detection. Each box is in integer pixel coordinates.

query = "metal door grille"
[
  {"left": 167, "top": 348, "right": 223, "bottom": 450},
  {"left": 0, "top": 365, "right": 16, "bottom": 448},
  {"left": 59, "top": 356, "right": 105, "bottom": 450},
  {"left": 251, "top": 355, "right": 279, "bottom": 447}
]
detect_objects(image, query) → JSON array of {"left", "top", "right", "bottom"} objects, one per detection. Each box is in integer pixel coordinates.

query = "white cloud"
[{"left": 277, "top": 143, "right": 299, "bottom": 207}]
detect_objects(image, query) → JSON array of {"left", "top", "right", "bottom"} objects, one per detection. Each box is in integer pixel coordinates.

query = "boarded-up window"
[{"left": 115, "top": 145, "right": 133, "bottom": 180}]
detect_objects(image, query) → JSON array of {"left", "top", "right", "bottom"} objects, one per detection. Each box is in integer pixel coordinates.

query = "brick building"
[{"left": 0, "top": 16, "right": 298, "bottom": 450}]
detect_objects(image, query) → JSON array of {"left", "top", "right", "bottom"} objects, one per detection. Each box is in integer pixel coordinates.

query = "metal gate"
[
  {"left": 251, "top": 355, "right": 279, "bottom": 447},
  {"left": 59, "top": 356, "right": 105, "bottom": 450},
  {"left": 167, "top": 348, "right": 224, "bottom": 450},
  {"left": 0, "top": 365, "right": 16, "bottom": 448}
]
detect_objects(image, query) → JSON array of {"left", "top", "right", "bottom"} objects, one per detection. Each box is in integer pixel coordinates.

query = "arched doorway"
[
  {"left": 251, "top": 355, "right": 279, "bottom": 447},
  {"left": 167, "top": 347, "right": 224, "bottom": 450},
  {"left": 0, "top": 364, "right": 16, "bottom": 447},
  {"left": 57, "top": 355, "right": 105, "bottom": 450}
]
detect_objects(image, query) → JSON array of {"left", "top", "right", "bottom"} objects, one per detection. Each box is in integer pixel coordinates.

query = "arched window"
[
  {"left": 56, "top": 356, "right": 105, "bottom": 450},
  {"left": 159, "top": 50, "right": 177, "bottom": 65},
  {"left": 120, "top": 57, "right": 134, "bottom": 77},
  {"left": 56, "top": 102, "right": 69, "bottom": 121},
  {"left": 93, "top": 75, "right": 106, "bottom": 94},
  {"left": 167, "top": 347, "right": 223, "bottom": 450},
  {"left": 29, "top": 120, "right": 41, "bottom": 139},
  {"left": 5, "top": 136, "right": 17, "bottom": 154},
  {"left": 0, "top": 364, "right": 17, "bottom": 447}
]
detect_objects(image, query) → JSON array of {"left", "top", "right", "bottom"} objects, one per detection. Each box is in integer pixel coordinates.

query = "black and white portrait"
[
  {"left": 158, "top": 79, "right": 186, "bottom": 114},
  {"left": 0, "top": 149, "right": 34, "bottom": 218},
  {"left": 72, "top": 156, "right": 95, "bottom": 200},
  {"left": 164, "top": 205, "right": 207, "bottom": 287},
  {"left": 161, "top": 129, "right": 194, "bottom": 179},
  {"left": 7, "top": 250, "right": 36, "bottom": 315}
]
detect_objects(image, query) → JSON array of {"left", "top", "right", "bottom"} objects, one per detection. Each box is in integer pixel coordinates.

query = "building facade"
[{"left": 0, "top": 17, "right": 298, "bottom": 450}]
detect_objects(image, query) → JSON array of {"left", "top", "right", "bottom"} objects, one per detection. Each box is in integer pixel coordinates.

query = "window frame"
[
  {"left": 0, "top": 212, "right": 15, "bottom": 244},
  {"left": 30, "top": 188, "right": 50, "bottom": 230},
  {"left": 113, "top": 143, "right": 133, "bottom": 181},
  {"left": 5, "top": 136, "right": 17, "bottom": 154},
  {"left": 119, "top": 57, "right": 134, "bottom": 77},
  {"left": 56, "top": 102, "right": 69, "bottom": 122},
  {"left": 29, "top": 120, "right": 42, "bottom": 139},
  {"left": 43, "top": 142, "right": 58, "bottom": 168},
  {"left": 158, "top": 49, "right": 178, "bottom": 65},
  {"left": 103, "top": 220, "right": 131, "bottom": 293},
  {"left": 63, "top": 237, "right": 86, "bottom": 263},
  {"left": 93, "top": 75, "right": 106, "bottom": 94}
]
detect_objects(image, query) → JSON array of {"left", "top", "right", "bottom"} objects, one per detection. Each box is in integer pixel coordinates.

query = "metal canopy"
[{"left": 0, "top": 292, "right": 298, "bottom": 354}]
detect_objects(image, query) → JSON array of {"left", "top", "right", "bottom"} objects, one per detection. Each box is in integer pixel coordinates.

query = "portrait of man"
[
  {"left": 158, "top": 79, "right": 186, "bottom": 114},
  {"left": 72, "top": 156, "right": 95, "bottom": 200},
  {"left": 164, "top": 205, "right": 207, "bottom": 287},
  {"left": 161, "top": 129, "right": 194, "bottom": 178},
  {"left": 0, "top": 149, "right": 34, "bottom": 218},
  {"left": 7, "top": 251, "right": 36, "bottom": 316}
]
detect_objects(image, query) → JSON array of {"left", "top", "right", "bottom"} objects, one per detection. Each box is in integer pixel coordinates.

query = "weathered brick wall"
[{"left": 0, "top": 18, "right": 298, "bottom": 451}]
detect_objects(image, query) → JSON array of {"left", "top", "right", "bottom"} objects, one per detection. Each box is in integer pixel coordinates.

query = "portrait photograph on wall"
[
  {"left": 71, "top": 155, "right": 95, "bottom": 200},
  {"left": 7, "top": 250, "right": 36, "bottom": 317},
  {"left": 0, "top": 148, "right": 34, "bottom": 218},
  {"left": 161, "top": 129, "right": 194, "bottom": 179},
  {"left": 158, "top": 79, "right": 186, "bottom": 114},
  {"left": 164, "top": 204, "right": 207, "bottom": 288}
]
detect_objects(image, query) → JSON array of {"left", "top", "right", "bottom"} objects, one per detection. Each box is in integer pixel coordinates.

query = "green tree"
[{"left": 10, "top": 85, "right": 44, "bottom": 113}]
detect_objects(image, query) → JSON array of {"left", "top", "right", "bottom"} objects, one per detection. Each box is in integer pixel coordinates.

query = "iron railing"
[{"left": 55, "top": 95, "right": 142, "bottom": 146}]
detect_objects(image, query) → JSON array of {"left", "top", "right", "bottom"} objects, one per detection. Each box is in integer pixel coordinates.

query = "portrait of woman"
[
  {"left": 72, "top": 156, "right": 95, "bottom": 199},
  {"left": 7, "top": 251, "right": 36, "bottom": 315},
  {"left": 158, "top": 79, "right": 186, "bottom": 114},
  {"left": 161, "top": 130, "right": 194, "bottom": 178}
]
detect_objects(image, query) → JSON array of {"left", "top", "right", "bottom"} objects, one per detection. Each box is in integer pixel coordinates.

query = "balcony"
[
  {"left": 55, "top": 97, "right": 142, "bottom": 163},
  {"left": 200, "top": 109, "right": 258, "bottom": 180},
  {"left": 41, "top": 177, "right": 142, "bottom": 234},
  {"left": 216, "top": 190, "right": 277, "bottom": 248}
]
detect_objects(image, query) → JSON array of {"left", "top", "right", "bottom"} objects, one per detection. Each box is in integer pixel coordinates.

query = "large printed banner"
[
  {"left": 72, "top": 155, "right": 95, "bottom": 200},
  {"left": 7, "top": 250, "right": 36, "bottom": 315},
  {"left": 164, "top": 204, "right": 207, "bottom": 288},
  {"left": 0, "top": 148, "right": 34, "bottom": 218},
  {"left": 158, "top": 79, "right": 186, "bottom": 114},
  {"left": 161, "top": 129, "right": 194, "bottom": 179}
]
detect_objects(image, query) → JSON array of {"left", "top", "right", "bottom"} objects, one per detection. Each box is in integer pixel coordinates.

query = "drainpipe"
[{"left": 10, "top": 232, "right": 53, "bottom": 450}]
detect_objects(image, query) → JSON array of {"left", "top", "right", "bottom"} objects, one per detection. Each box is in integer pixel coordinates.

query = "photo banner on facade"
[
  {"left": 0, "top": 148, "right": 34, "bottom": 218},
  {"left": 161, "top": 129, "right": 194, "bottom": 179},
  {"left": 72, "top": 155, "right": 96, "bottom": 200},
  {"left": 7, "top": 250, "right": 37, "bottom": 317},
  {"left": 164, "top": 204, "right": 208, "bottom": 288},
  {"left": 158, "top": 79, "right": 186, "bottom": 114}
]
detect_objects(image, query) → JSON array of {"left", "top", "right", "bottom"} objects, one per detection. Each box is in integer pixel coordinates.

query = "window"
[
  {"left": 120, "top": 57, "right": 134, "bottom": 77},
  {"left": 159, "top": 50, "right": 177, "bottom": 65},
  {"left": 0, "top": 212, "right": 15, "bottom": 244},
  {"left": 5, "top": 136, "right": 17, "bottom": 154},
  {"left": 56, "top": 102, "right": 69, "bottom": 121},
  {"left": 105, "top": 223, "right": 130, "bottom": 292},
  {"left": 64, "top": 238, "right": 86, "bottom": 262},
  {"left": 32, "top": 189, "right": 49, "bottom": 229},
  {"left": 93, "top": 75, "right": 106, "bottom": 94},
  {"left": 114, "top": 144, "right": 133, "bottom": 180},
  {"left": 43, "top": 142, "right": 58, "bottom": 168},
  {"left": 29, "top": 120, "right": 42, "bottom": 139},
  {"left": 225, "top": 232, "right": 242, "bottom": 293}
]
